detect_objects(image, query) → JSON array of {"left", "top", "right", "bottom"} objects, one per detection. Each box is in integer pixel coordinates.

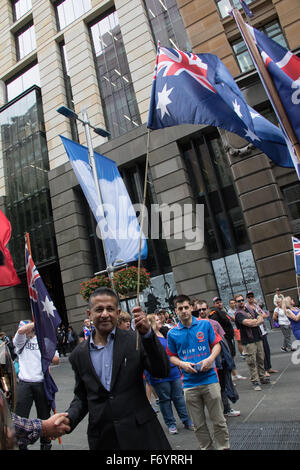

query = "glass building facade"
[
  {"left": 144, "top": 0, "right": 191, "bottom": 51},
  {"left": 90, "top": 10, "right": 141, "bottom": 139},
  {"left": 0, "top": 87, "right": 56, "bottom": 271}
]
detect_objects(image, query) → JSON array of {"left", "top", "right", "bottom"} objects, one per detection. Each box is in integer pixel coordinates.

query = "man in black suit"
[{"left": 65, "top": 287, "right": 171, "bottom": 450}]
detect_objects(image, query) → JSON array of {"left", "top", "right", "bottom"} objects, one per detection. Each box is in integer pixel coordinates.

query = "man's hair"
[
  {"left": 197, "top": 299, "right": 208, "bottom": 308},
  {"left": 234, "top": 294, "right": 244, "bottom": 301},
  {"left": 174, "top": 294, "right": 191, "bottom": 308},
  {"left": 88, "top": 287, "right": 119, "bottom": 309},
  {"left": 118, "top": 311, "right": 132, "bottom": 324}
]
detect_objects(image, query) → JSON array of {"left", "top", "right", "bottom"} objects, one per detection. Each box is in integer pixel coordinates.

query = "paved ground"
[{"left": 27, "top": 329, "right": 300, "bottom": 451}]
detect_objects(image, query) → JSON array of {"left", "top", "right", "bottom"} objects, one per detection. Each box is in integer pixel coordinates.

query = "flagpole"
[
  {"left": 25, "top": 232, "right": 32, "bottom": 257},
  {"left": 81, "top": 109, "right": 115, "bottom": 287},
  {"left": 135, "top": 128, "right": 151, "bottom": 350},
  {"left": 231, "top": 7, "right": 300, "bottom": 164}
]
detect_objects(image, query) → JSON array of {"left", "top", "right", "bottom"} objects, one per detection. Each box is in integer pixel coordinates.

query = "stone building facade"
[{"left": 0, "top": 0, "right": 299, "bottom": 334}]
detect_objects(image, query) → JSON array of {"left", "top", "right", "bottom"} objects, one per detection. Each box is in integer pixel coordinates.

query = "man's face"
[
  {"left": 214, "top": 300, "right": 223, "bottom": 310},
  {"left": 247, "top": 295, "right": 255, "bottom": 304},
  {"left": 175, "top": 301, "right": 193, "bottom": 325},
  {"left": 197, "top": 303, "right": 208, "bottom": 319},
  {"left": 235, "top": 296, "right": 244, "bottom": 309},
  {"left": 229, "top": 300, "right": 235, "bottom": 310},
  {"left": 87, "top": 295, "right": 120, "bottom": 336}
]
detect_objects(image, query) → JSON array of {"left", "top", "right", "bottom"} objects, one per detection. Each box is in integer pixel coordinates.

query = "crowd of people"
[{"left": 1, "top": 286, "right": 299, "bottom": 450}]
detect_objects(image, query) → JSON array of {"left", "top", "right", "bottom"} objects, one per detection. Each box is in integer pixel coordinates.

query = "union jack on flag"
[
  {"left": 246, "top": 25, "right": 300, "bottom": 145},
  {"left": 147, "top": 46, "right": 293, "bottom": 169},
  {"left": 292, "top": 236, "right": 300, "bottom": 275},
  {"left": 25, "top": 236, "right": 61, "bottom": 410}
]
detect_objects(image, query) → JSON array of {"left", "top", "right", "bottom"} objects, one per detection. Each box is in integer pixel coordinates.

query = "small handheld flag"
[{"left": 25, "top": 234, "right": 61, "bottom": 410}]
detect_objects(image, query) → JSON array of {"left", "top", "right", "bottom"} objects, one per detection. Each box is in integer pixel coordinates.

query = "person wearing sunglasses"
[{"left": 234, "top": 294, "right": 266, "bottom": 391}]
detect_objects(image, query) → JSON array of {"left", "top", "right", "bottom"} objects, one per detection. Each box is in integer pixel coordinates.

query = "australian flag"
[
  {"left": 292, "top": 236, "right": 300, "bottom": 275},
  {"left": 147, "top": 46, "right": 293, "bottom": 168},
  {"left": 25, "top": 236, "right": 61, "bottom": 410},
  {"left": 246, "top": 25, "right": 300, "bottom": 146}
]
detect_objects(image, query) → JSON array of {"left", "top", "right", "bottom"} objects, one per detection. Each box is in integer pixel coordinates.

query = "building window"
[
  {"left": 182, "top": 133, "right": 250, "bottom": 258},
  {"left": 55, "top": 0, "right": 91, "bottom": 30},
  {"left": 6, "top": 63, "right": 40, "bottom": 102},
  {"left": 216, "top": 0, "right": 254, "bottom": 19},
  {"left": 233, "top": 20, "right": 288, "bottom": 73},
  {"left": 12, "top": 0, "right": 32, "bottom": 21},
  {"left": 15, "top": 23, "right": 36, "bottom": 60},
  {"left": 0, "top": 87, "right": 56, "bottom": 270},
  {"left": 144, "top": 0, "right": 191, "bottom": 51},
  {"left": 90, "top": 10, "right": 141, "bottom": 139},
  {"left": 282, "top": 183, "right": 300, "bottom": 238}
]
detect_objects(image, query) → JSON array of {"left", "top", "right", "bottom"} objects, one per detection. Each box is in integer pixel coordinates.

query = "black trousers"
[{"left": 15, "top": 380, "right": 51, "bottom": 447}]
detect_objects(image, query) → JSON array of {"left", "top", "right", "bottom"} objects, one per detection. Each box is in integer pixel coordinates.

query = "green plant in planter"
[
  {"left": 80, "top": 274, "right": 112, "bottom": 302},
  {"left": 111, "top": 266, "right": 151, "bottom": 297}
]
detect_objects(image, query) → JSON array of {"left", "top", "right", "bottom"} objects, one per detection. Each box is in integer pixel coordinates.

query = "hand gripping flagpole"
[{"left": 230, "top": 5, "right": 300, "bottom": 166}]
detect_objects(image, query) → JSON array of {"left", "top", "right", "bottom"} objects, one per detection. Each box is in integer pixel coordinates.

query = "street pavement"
[{"left": 28, "top": 328, "right": 300, "bottom": 451}]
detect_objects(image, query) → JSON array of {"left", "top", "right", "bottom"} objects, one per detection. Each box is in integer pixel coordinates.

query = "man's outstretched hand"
[{"left": 41, "top": 413, "right": 71, "bottom": 440}]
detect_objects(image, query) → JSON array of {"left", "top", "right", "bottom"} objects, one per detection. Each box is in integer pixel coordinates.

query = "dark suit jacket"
[{"left": 66, "top": 328, "right": 171, "bottom": 450}]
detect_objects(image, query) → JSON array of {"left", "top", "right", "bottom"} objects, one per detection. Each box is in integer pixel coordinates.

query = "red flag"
[{"left": 0, "top": 209, "right": 21, "bottom": 286}]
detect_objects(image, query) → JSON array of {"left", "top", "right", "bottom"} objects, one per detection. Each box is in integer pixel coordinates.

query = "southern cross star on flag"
[
  {"left": 147, "top": 46, "right": 293, "bottom": 169},
  {"left": 25, "top": 235, "right": 61, "bottom": 410}
]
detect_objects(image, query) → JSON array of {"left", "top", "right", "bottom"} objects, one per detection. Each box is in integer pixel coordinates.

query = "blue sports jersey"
[{"left": 167, "top": 316, "right": 221, "bottom": 389}]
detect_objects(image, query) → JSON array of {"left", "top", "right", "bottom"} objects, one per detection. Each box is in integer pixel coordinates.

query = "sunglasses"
[{"left": 236, "top": 299, "right": 244, "bottom": 302}]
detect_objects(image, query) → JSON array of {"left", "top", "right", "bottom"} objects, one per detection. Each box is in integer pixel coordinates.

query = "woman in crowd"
[
  {"left": 282, "top": 297, "right": 300, "bottom": 341},
  {"left": 144, "top": 314, "right": 193, "bottom": 435},
  {"left": 273, "top": 298, "right": 293, "bottom": 352},
  {"left": 117, "top": 311, "right": 132, "bottom": 331}
]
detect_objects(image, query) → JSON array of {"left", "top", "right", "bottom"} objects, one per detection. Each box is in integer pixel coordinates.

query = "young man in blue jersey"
[{"left": 167, "top": 294, "right": 230, "bottom": 450}]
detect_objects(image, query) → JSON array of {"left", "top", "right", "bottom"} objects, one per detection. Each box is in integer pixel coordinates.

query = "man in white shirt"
[{"left": 13, "top": 320, "right": 59, "bottom": 450}]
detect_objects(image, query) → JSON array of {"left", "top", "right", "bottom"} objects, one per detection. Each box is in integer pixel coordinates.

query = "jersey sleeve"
[
  {"left": 166, "top": 331, "right": 178, "bottom": 357},
  {"left": 208, "top": 321, "right": 221, "bottom": 347}
]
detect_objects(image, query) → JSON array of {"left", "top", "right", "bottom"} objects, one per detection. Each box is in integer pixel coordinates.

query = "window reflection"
[
  {"left": 144, "top": 0, "right": 191, "bottom": 51},
  {"left": 7, "top": 63, "right": 40, "bottom": 101},
  {"left": 13, "top": 0, "right": 32, "bottom": 21},
  {"left": 56, "top": 0, "right": 91, "bottom": 30},
  {"left": 16, "top": 23, "right": 36, "bottom": 60},
  {"left": 90, "top": 10, "right": 141, "bottom": 139},
  {"left": 182, "top": 134, "right": 249, "bottom": 258},
  {"left": 0, "top": 87, "right": 56, "bottom": 269}
]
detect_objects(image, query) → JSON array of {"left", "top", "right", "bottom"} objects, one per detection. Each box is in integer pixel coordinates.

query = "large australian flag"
[
  {"left": 147, "top": 46, "right": 293, "bottom": 168},
  {"left": 25, "top": 236, "right": 61, "bottom": 410},
  {"left": 246, "top": 24, "right": 300, "bottom": 146}
]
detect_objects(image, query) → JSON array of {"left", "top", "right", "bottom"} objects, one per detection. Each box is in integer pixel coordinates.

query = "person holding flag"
[
  {"left": 13, "top": 320, "right": 59, "bottom": 450},
  {"left": 12, "top": 234, "right": 63, "bottom": 450}
]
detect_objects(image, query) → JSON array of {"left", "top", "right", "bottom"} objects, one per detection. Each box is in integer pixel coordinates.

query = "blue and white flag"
[
  {"left": 246, "top": 25, "right": 300, "bottom": 146},
  {"left": 60, "top": 136, "right": 147, "bottom": 266},
  {"left": 292, "top": 236, "right": 300, "bottom": 275},
  {"left": 25, "top": 236, "right": 61, "bottom": 410},
  {"left": 147, "top": 46, "right": 293, "bottom": 168}
]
